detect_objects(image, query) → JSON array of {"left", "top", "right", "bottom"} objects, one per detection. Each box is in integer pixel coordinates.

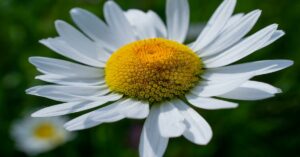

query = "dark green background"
[{"left": 0, "top": 0, "right": 299, "bottom": 156}]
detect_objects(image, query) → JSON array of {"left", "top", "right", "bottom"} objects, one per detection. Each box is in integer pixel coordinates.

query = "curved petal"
[
  {"left": 166, "top": 0, "right": 190, "bottom": 43},
  {"left": 117, "top": 99, "right": 150, "bottom": 119},
  {"left": 223, "top": 13, "right": 244, "bottom": 30},
  {"left": 125, "top": 9, "right": 158, "bottom": 39},
  {"left": 64, "top": 98, "right": 148, "bottom": 131},
  {"left": 147, "top": 11, "right": 167, "bottom": 38},
  {"left": 64, "top": 101, "right": 124, "bottom": 131},
  {"left": 40, "top": 37, "right": 105, "bottom": 68},
  {"left": 261, "top": 30, "right": 285, "bottom": 48},
  {"left": 55, "top": 20, "right": 110, "bottom": 63},
  {"left": 125, "top": 9, "right": 167, "bottom": 39},
  {"left": 89, "top": 98, "right": 149, "bottom": 120},
  {"left": 190, "top": 76, "right": 251, "bottom": 97},
  {"left": 139, "top": 106, "right": 169, "bottom": 157},
  {"left": 29, "top": 57, "right": 103, "bottom": 77},
  {"left": 158, "top": 102, "right": 185, "bottom": 138},
  {"left": 200, "top": 10, "right": 261, "bottom": 57},
  {"left": 26, "top": 85, "right": 110, "bottom": 102},
  {"left": 203, "top": 24, "right": 278, "bottom": 68},
  {"left": 186, "top": 93, "right": 238, "bottom": 110},
  {"left": 219, "top": 81, "right": 282, "bottom": 100},
  {"left": 191, "top": 0, "right": 236, "bottom": 52},
  {"left": 29, "top": 57, "right": 105, "bottom": 85},
  {"left": 35, "top": 75, "right": 105, "bottom": 86},
  {"left": 31, "top": 93, "right": 123, "bottom": 117},
  {"left": 202, "top": 60, "right": 293, "bottom": 81},
  {"left": 173, "top": 100, "right": 212, "bottom": 145},
  {"left": 104, "top": 1, "right": 135, "bottom": 45},
  {"left": 70, "top": 8, "right": 121, "bottom": 51}
]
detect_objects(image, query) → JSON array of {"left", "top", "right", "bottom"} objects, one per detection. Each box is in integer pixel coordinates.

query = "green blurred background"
[{"left": 0, "top": 0, "right": 299, "bottom": 156}]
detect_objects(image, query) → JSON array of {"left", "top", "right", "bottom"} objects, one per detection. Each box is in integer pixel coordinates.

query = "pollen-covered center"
[{"left": 105, "top": 38, "right": 203, "bottom": 103}]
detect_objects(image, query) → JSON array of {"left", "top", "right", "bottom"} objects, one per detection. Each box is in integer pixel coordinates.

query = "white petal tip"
[
  {"left": 31, "top": 113, "right": 38, "bottom": 117},
  {"left": 104, "top": 0, "right": 116, "bottom": 7},
  {"left": 277, "top": 30, "right": 286, "bottom": 35},
  {"left": 284, "top": 60, "right": 294, "bottom": 67},
  {"left": 31, "top": 109, "right": 58, "bottom": 117},
  {"left": 253, "top": 9, "right": 262, "bottom": 16},
  {"left": 64, "top": 127, "right": 74, "bottom": 131},
  {"left": 39, "top": 38, "right": 50, "bottom": 45},
  {"left": 31, "top": 112, "right": 45, "bottom": 118},
  {"left": 201, "top": 139, "right": 212, "bottom": 145},
  {"left": 195, "top": 132, "right": 213, "bottom": 145},
  {"left": 34, "top": 75, "right": 42, "bottom": 80},
  {"left": 28, "top": 56, "right": 45, "bottom": 66},
  {"left": 25, "top": 88, "right": 34, "bottom": 94},
  {"left": 54, "top": 20, "right": 66, "bottom": 29},
  {"left": 28, "top": 57, "right": 36, "bottom": 65},
  {"left": 54, "top": 20, "right": 63, "bottom": 25},
  {"left": 274, "top": 60, "right": 294, "bottom": 70},
  {"left": 228, "top": 103, "right": 239, "bottom": 109},
  {"left": 276, "top": 88, "right": 283, "bottom": 93},
  {"left": 70, "top": 8, "right": 81, "bottom": 14},
  {"left": 271, "top": 23, "right": 279, "bottom": 28},
  {"left": 64, "top": 123, "right": 76, "bottom": 131}
]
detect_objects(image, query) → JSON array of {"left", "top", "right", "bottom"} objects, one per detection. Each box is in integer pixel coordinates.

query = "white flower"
[
  {"left": 28, "top": 0, "right": 293, "bottom": 156},
  {"left": 11, "top": 117, "right": 73, "bottom": 156}
]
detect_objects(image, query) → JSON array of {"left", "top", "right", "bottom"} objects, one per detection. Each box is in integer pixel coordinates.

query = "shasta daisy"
[{"left": 28, "top": 0, "right": 293, "bottom": 156}]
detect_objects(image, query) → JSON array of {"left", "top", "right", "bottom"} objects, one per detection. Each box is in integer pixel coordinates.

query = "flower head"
[
  {"left": 11, "top": 117, "right": 73, "bottom": 156},
  {"left": 28, "top": 0, "right": 293, "bottom": 156}
]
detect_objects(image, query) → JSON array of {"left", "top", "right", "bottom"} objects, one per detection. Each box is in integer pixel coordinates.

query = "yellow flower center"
[
  {"left": 105, "top": 38, "right": 203, "bottom": 103},
  {"left": 33, "top": 123, "right": 57, "bottom": 139}
]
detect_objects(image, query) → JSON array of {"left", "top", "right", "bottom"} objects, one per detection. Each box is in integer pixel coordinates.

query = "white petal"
[
  {"left": 147, "top": 11, "right": 167, "bottom": 38},
  {"left": 166, "top": 0, "right": 190, "bottom": 43},
  {"left": 31, "top": 93, "right": 123, "bottom": 117},
  {"left": 29, "top": 57, "right": 104, "bottom": 85},
  {"left": 200, "top": 10, "right": 261, "bottom": 57},
  {"left": 173, "top": 100, "right": 212, "bottom": 145},
  {"left": 104, "top": 1, "right": 135, "bottom": 45},
  {"left": 261, "top": 30, "right": 285, "bottom": 48},
  {"left": 139, "top": 106, "right": 169, "bottom": 157},
  {"left": 219, "top": 81, "right": 282, "bottom": 100},
  {"left": 158, "top": 102, "right": 185, "bottom": 138},
  {"left": 186, "top": 93, "right": 238, "bottom": 110},
  {"left": 55, "top": 20, "right": 110, "bottom": 63},
  {"left": 125, "top": 9, "right": 157, "bottom": 39},
  {"left": 65, "top": 98, "right": 147, "bottom": 131},
  {"left": 191, "top": 76, "right": 251, "bottom": 97},
  {"left": 40, "top": 37, "right": 105, "bottom": 68},
  {"left": 125, "top": 10, "right": 167, "bottom": 39},
  {"left": 64, "top": 101, "right": 125, "bottom": 131},
  {"left": 204, "top": 24, "right": 278, "bottom": 68},
  {"left": 26, "top": 85, "right": 110, "bottom": 102},
  {"left": 223, "top": 13, "right": 244, "bottom": 30},
  {"left": 117, "top": 99, "right": 150, "bottom": 119},
  {"left": 191, "top": 0, "right": 236, "bottom": 52},
  {"left": 70, "top": 8, "right": 121, "bottom": 52},
  {"left": 203, "top": 60, "right": 293, "bottom": 81},
  {"left": 29, "top": 57, "right": 103, "bottom": 77},
  {"left": 88, "top": 98, "right": 149, "bottom": 120},
  {"left": 35, "top": 75, "right": 105, "bottom": 86}
]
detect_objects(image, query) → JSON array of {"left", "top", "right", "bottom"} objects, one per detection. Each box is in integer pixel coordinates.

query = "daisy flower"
[
  {"left": 28, "top": 0, "right": 293, "bottom": 156},
  {"left": 11, "top": 117, "right": 73, "bottom": 156}
]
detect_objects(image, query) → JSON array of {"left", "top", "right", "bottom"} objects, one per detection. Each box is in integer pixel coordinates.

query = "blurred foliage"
[{"left": 0, "top": 0, "right": 299, "bottom": 156}]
